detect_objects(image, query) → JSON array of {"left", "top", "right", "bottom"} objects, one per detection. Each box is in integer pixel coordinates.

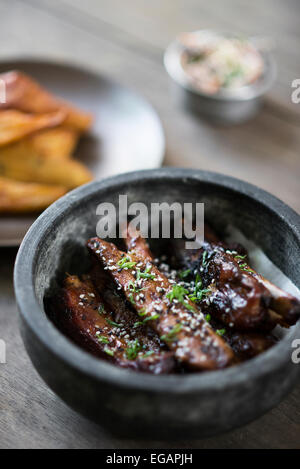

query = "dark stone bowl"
[{"left": 14, "top": 168, "right": 300, "bottom": 439}]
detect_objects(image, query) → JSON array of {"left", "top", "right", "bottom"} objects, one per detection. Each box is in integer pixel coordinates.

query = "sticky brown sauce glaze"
[{"left": 45, "top": 225, "right": 300, "bottom": 374}]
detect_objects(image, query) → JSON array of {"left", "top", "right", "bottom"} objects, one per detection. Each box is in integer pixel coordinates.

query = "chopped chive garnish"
[
  {"left": 202, "top": 250, "right": 208, "bottom": 267},
  {"left": 138, "top": 310, "right": 147, "bottom": 317},
  {"left": 125, "top": 339, "right": 141, "bottom": 360},
  {"left": 127, "top": 280, "right": 144, "bottom": 293},
  {"left": 104, "top": 347, "right": 114, "bottom": 356},
  {"left": 239, "top": 263, "right": 254, "bottom": 273},
  {"left": 106, "top": 318, "right": 122, "bottom": 328},
  {"left": 161, "top": 323, "right": 182, "bottom": 343},
  {"left": 178, "top": 269, "right": 191, "bottom": 279},
  {"left": 136, "top": 265, "right": 155, "bottom": 280},
  {"left": 167, "top": 284, "right": 196, "bottom": 312},
  {"left": 134, "top": 314, "right": 160, "bottom": 328},
  {"left": 128, "top": 293, "right": 135, "bottom": 305},
  {"left": 216, "top": 328, "right": 226, "bottom": 336},
  {"left": 205, "top": 314, "right": 211, "bottom": 322},
  {"left": 98, "top": 304, "right": 105, "bottom": 315},
  {"left": 189, "top": 288, "right": 211, "bottom": 303},
  {"left": 98, "top": 335, "right": 109, "bottom": 344},
  {"left": 167, "top": 284, "right": 188, "bottom": 302},
  {"left": 234, "top": 254, "right": 247, "bottom": 260},
  {"left": 117, "top": 256, "right": 137, "bottom": 270},
  {"left": 188, "top": 273, "right": 211, "bottom": 303}
]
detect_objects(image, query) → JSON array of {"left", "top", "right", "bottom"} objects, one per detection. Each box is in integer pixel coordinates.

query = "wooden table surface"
[{"left": 0, "top": 0, "right": 300, "bottom": 449}]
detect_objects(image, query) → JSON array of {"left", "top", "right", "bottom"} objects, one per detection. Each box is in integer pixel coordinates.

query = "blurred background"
[
  {"left": 1, "top": 0, "right": 299, "bottom": 210},
  {"left": 1, "top": 0, "right": 300, "bottom": 449}
]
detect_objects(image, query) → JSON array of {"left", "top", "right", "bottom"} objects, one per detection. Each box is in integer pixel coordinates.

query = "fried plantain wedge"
[
  {"left": 0, "top": 126, "right": 79, "bottom": 166},
  {"left": 27, "top": 126, "right": 79, "bottom": 159},
  {"left": 0, "top": 71, "right": 93, "bottom": 132},
  {"left": 0, "top": 109, "right": 66, "bottom": 146},
  {"left": 0, "top": 148, "right": 92, "bottom": 189},
  {"left": 87, "top": 238, "right": 234, "bottom": 371},
  {"left": 0, "top": 176, "right": 66, "bottom": 213},
  {"left": 47, "top": 274, "right": 175, "bottom": 374}
]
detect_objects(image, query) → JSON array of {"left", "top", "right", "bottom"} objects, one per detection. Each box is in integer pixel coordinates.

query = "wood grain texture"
[{"left": 0, "top": 0, "right": 300, "bottom": 448}]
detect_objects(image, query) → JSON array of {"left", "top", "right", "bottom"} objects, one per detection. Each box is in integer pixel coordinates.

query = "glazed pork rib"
[
  {"left": 48, "top": 275, "right": 175, "bottom": 374},
  {"left": 178, "top": 242, "right": 273, "bottom": 330},
  {"left": 177, "top": 237, "right": 300, "bottom": 329},
  {"left": 125, "top": 227, "right": 278, "bottom": 361},
  {"left": 87, "top": 263, "right": 176, "bottom": 366},
  {"left": 125, "top": 225, "right": 153, "bottom": 262},
  {"left": 224, "top": 330, "right": 277, "bottom": 360},
  {"left": 87, "top": 237, "right": 234, "bottom": 371},
  {"left": 248, "top": 272, "right": 300, "bottom": 326}
]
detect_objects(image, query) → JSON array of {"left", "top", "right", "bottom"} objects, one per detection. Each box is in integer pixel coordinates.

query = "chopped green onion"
[
  {"left": 128, "top": 293, "right": 135, "bottom": 305},
  {"left": 138, "top": 310, "right": 147, "bottom": 317},
  {"left": 127, "top": 280, "right": 144, "bottom": 293},
  {"left": 134, "top": 314, "right": 160, "bottom": 328},
  {"left": 178, "top": 269, "right": 191, "bottom": 279},
  {"left": 104, "top": 347, "right": 114, "bottom": 356},
  {"left": 188, "top": 273, "right": 211, "bottom": 303},
  {"left": 117, "top": 256, "right": 137, "bottom": 270},
  {"left": 239, "top": 263, "right": 254, "bottom": 273},
  {"left": 167, "top": 284, "right": 196, "bottom": 312},
  {"left": 202, "top": 250, "right": 208, "bottom": 266},
  {"left": 125, "top": 339, "right": 141, "bottom": 360},
  {"left": 136, "top": 265, "right": 155, "bottom": 280},
  {"left": 167, "top": 284, "right": 188, "bottom": 302},
  {"left": 98, "top": 335, "right": 109, "bottom": 344},
  {"left": 106, "top": 318, "right": 122, "bottom": 328},
  {"left": 161, "top": 323, "right": 182, "bottom": 343}
]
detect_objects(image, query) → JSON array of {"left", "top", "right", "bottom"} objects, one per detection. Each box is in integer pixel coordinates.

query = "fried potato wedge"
[
  {"left": 0, "top": 71, "right": 93, "bottom": 132},
  {"left": 0, "top": 109, "right": 66, "bottom": 146},
  {"left": 0, "top": 176, "right": 66, "bottom": 213},
  {"left": 0, "top": 149, "right": 92, "bottom": 188}
]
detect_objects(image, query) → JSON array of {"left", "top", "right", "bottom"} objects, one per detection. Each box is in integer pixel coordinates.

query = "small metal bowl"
[
  {"left": 164, "top": 30, "right": 277, "bottom": 124},
  {"left": 14, "top": 169, "right": 300, "bottom": 439}
]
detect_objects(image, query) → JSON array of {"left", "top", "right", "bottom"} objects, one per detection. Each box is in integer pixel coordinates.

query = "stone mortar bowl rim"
[{"left": 14, "top": 168, "right": 300, "bottom": 395}]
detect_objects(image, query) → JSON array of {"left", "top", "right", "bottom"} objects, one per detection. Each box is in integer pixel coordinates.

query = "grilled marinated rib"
[
  {"left": 224, "top": 330, "right": 277, "bottom": 360},
  {"left": 246, "top": 271, "right": 300, "bottom": 326},
  {"left": 87, "top": 264, "right": 176, "bottom": 367},
  {"left": 125, "top": 225, "right": 153, "bottom": 262},
  {"left": 48, "top": 275, "right": 175, "bottom": 374},
  {"left": 125, "top": 227, "right": 291, "bottom": 358},
  {"left": 186, "top": 227, "right": 300, "bottom": 327},
  {"left": 201, "top": 242, "right": 299, "bottom": 328},
  {"left": 205, "top": 227, "right": 300, "bottom": 327},
  {"left": 175, "top": 241, "right": 276, "bottom": 330},
  {"left": 87, "top": 237, "right": 234, "bottom": 371}
]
